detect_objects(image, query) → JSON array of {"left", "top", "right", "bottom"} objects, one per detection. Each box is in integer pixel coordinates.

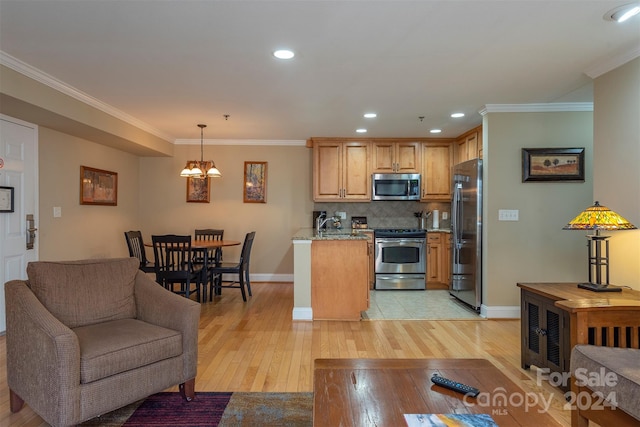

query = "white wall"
[
  {"left": 482, "top": 109, "right": 594, "bottom": 310},
  {"left": 593, "top": 57, "right": 640, "bottom": 288}
]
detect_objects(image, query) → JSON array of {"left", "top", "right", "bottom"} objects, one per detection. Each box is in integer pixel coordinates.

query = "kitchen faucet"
[{"left": 316, "top": 213, "right": 340, "bottom": 234}]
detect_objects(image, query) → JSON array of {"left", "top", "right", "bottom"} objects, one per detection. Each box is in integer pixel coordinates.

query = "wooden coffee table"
[{"left": 313, "top": 358, "right": 562, "bottom": 426}]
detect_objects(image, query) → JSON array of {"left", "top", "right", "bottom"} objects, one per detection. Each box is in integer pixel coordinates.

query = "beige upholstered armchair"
[{"left": 5, "top": 258, "right": 201, "bottom": 427}]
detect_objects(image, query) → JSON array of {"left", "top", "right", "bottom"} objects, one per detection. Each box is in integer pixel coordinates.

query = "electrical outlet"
[
  {"left": 442, "top": 212, "right": 448, "bottom": 220},
  {"left": 53, "top": 206, "right": 62, "bottom": 218},
  {"left": 498, "top": 209, "right": 519, "bottom": 221}
]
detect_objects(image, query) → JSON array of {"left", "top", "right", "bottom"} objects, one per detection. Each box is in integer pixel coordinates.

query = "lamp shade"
[{"left": 563, "top": 201, "right": 637, "bottom": 231}]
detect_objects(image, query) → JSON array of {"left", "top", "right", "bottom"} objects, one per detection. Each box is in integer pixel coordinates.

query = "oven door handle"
[{"left": 375, "top": 238, "right": 426, "bottom": 245}]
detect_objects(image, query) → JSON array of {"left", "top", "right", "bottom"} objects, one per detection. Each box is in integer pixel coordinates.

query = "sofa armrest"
[
  {"left": 4, "top": 280, "right": 81, "bottom": 424},
  {"left": 133, "top": 271, "right": 201, "bottom": 381}
]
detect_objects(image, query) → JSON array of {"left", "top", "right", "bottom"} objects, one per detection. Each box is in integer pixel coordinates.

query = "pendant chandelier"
[{"left": 180, "top": 124, "right": 222, "bottom": 178}]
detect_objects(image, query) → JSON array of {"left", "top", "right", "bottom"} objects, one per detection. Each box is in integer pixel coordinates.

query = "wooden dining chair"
[
  {"left": 151, "top": 234, "right": 203, "bottom": 301},
  {"left": 209, "top": 231, "right": 255, "bottom": 302},
  {"left": 124, "top": 230, "right": 155, "bottom": 273},
  {"left": 194, "top": 229, "right": 224, "bottom": 298}
]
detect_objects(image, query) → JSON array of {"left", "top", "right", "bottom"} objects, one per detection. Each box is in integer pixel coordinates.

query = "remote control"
[{"left": 431, "top": 374, "right": 480, "bottom": 397}]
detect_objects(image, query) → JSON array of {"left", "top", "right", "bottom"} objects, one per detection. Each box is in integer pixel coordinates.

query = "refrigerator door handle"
[{"left": 453, "top": 182, "right": 463, "bottom": 247}]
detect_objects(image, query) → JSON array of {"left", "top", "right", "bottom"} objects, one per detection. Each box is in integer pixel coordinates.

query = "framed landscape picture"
[
  {"left": 522, "top": 148, "right": 585, "bottom": 182},
  {"left": 187, "top": 176, "right": 210, "bottom": 203},
  {"left": 243, "top": 161, "right": 267, "bottom": 203},
  {"left": 80, "top": 166, "right": 118, "bottom": 205}
]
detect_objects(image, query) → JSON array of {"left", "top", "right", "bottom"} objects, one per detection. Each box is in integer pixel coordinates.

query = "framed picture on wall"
[
  {"left": 243, "top": 161, "right": 267, "bottom": 203},
  {"left": 186, "top": 176, "right": 210, "bottom": 203},
  {"left": 80, "top": 166, "right": 118, "bottom": 205},
  {"left": 0, "top": 186, "right": 15, "bottom": 212},
  {"left": 522, "top": 148, "right": 585, "bottom": 182}
]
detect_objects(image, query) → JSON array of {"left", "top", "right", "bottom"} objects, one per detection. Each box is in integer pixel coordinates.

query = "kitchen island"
[{"left": 292, "top": 228, "right": 370, "bottom": 321}]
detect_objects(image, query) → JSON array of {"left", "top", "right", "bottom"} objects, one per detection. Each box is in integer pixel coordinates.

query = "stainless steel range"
[{"left": 374, "top": 228, "right": 427, "bottom": 290}]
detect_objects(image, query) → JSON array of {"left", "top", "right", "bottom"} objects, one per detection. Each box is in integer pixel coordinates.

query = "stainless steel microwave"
[{"left": 371, "top": 173, "right": 421, "bottom": 201}]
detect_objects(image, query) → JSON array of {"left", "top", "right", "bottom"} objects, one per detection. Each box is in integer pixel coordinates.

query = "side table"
[{"left": 517, "top": 282, "right": 640, "bottom": 392}]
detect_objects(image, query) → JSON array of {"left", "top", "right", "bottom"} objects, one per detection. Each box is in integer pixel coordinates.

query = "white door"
[{"left": 0, "top": 114, "right": 39, "bottom": 333}]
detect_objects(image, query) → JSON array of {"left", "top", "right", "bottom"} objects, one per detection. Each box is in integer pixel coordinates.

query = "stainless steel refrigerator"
[{"left": 451, "top": 158, "right": 482, "bottom": 311}]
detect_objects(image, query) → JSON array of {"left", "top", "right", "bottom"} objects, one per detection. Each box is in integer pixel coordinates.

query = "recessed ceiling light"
[
  {"left": 273, "top": 49, "right": 295, "bottom": 59},
  {"left": 451, "top": 113, "right": 465, "bottom": 118},
  {"left": 363, "top": 113, "right": 377, "bottom": 118},
  {"left": 430, "top": 129, "right": 442, "bottom": 134},
  {"left": 356, "top": 128, "right": 367, "bottom": 133},
  {"left": 604, "top": 3, "right": 640, "bottom": 22}
]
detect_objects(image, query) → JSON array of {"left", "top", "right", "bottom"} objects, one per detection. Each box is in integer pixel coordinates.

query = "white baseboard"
[
  {"left": 221, "top": 273, "right": 294, "bottom": 282},
  {"left": 252, "top": 273, "right": 293, "bottom": 282},
  {"left": 481, "top": 304, "right": 520, "bottom": 319},
  {"left": 292, "top": 307, "right": 313, "bottom": 321}
]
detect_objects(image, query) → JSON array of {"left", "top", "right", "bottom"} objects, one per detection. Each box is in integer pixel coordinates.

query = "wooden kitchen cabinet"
[
  {"left": 426, "top": 233, "right": 442, "bottom": 284},
  {"left": 420, "top": 141, "right": 453, "bottom": 201},
  {"left": 362, "top": 231, "right": 375, "bottom": 290},
  {"left": 371, "top": 141, "right": 420, "bottom": 173},
  {"left": 311, "top": 240, "right": 369, "bottom": 320},
  {"left": 312, "top": 140, "right": 370, "bottom": 201},
  {"left": 444, "top": 233, "right": 452, "bottom": 286},
  {"left": 426, "top": 232, "right": 451, "bottom": 289},
  {"left": 455, "top": 126, "right": 481, "bottom": 164}
]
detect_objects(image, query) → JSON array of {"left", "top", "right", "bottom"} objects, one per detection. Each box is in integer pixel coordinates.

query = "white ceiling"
[{"left": 1, "top": 0, "right": 639, "bottom": 142}]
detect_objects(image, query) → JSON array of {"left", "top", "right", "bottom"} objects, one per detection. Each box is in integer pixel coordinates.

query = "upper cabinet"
[
  {"left": 455, "top": 126, "right": 482, "bottom": 164},
  {"left": 421, "top": 141, "right": 453, "bottom": 201},
  {"left": 371, "top": 141, "right": 421, "bottom": 173},
  {"left": 311, "top": 130, "right": 478, "bottom": 202},
  {"left": 312, "top": 139, "right": 371, "bottom": 201}
]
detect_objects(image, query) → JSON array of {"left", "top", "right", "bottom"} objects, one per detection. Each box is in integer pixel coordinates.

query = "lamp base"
[{"left": 577, "top": 282, "right": 622, "bottom": 292}]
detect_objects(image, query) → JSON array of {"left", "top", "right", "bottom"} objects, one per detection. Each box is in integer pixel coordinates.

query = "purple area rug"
[
  {"left": 124, "top": 392, "right": 232, "bottom": 426},
  {"left": 80, "top": 392, "right": 313, "bottom": 426}
]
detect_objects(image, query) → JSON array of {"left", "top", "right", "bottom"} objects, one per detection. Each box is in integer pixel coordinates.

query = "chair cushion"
[
  {"left": 26, "top": 258, "right": 138, "bottom": 328},
  {"left": 571, "top": 345, "right": 640, "bottom": 420},
  {"left": 73, "top": 318, "right": 183, "bottom": 384}
]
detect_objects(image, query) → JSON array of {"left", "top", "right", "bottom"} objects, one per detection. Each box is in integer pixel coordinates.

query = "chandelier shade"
[{"left": 180, "top": 124, "right": 222, "bottom": 178}]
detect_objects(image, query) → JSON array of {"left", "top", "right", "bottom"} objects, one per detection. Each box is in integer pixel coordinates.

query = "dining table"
[{"left": 145, "top": 238, "right": 241, "bottom": 300}]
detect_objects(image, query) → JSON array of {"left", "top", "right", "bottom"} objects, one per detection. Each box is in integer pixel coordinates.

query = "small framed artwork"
[
  {"left": 80, "top": 166, "right": 118, "bottom": 205},
  {"left": 0, "top": 186, "right": 15, "bottom": 212},
  {"left": 187, "top": 176, "right": 210, "bottom": 203},
  {"left": 243, "top": 161, "right": 267, "bottom": 203},
  {"left": 522, "top": 148, "right": 585, "bottom": 182}
]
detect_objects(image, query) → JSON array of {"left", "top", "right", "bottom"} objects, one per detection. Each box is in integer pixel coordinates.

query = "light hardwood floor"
[{"left": 0, "top": 282, "right": 574, "bottom": 426}]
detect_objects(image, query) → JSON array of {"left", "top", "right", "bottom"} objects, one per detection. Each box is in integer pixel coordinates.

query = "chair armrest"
[
  {"left": 4, "top": 280, "right": 81, "bottom": 422},
  {"left": 134, "top": 271, "right": 201, "bottom": 380}
]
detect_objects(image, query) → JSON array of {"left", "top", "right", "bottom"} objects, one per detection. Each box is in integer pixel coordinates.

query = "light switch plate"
[{"left": 498, "top": 209, "right": 519, "bottom": 221}]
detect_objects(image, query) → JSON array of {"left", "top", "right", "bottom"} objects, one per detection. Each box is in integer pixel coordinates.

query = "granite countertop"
[
  {"left": 292, "top": 228, "right": 370, "bottom": 240},
  {"left": 293, "top": 227, "right": 450, "bottom": 240}
]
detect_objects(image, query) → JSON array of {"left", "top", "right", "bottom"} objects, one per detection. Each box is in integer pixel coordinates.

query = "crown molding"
[
  {"left": 584, "top": 45, "right": 640, "bottom": 79},
  {"left": 0, "top": 50, "right": 174, "bottom": 142},
  {"left": 174, "top": 138, "right": 307, "bottom": 146},
  {"left": 479, "top": 102, "right": 594, "bottom": 115}
]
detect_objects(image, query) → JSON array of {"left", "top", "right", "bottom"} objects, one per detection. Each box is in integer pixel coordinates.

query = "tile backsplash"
[{"left": 313, "top": 201, "right": 451, "bottom": 230}]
